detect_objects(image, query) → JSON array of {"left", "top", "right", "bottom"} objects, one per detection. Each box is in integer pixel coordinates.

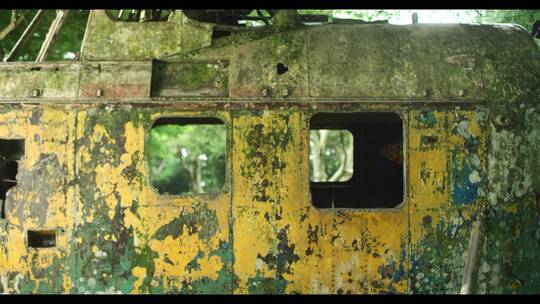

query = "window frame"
[
  {"left": 307, "top": 110, "right": 407, "bottom": 211},
  {"left": 147, "top": 115, "right": 230, "bottom": 198}
]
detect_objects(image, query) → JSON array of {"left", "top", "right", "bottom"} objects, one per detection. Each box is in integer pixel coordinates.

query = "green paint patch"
[
  {"left": 416, "top": 111, "right": 437, "bottom": 128},
  {"left": 247, "top": 272, "right": 288, "bottom": 294},
  {"left": 153, "top": 203, "right": 219, "bottom": 243},
  {"left": 178, "top": 240, "right": 236, "bottom": 294},
  {"left": 186, "top": 250, "right": 205, "bottom": 273}
]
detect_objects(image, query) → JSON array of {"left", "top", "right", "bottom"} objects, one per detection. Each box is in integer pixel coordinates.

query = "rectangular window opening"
[
  {"left": 149, "top": 117, "right": 226, "bottom": 195},
  {"left": 0, "top": 139, "right": 25, "bottom": 219},
  {"left": 27, "top": 230, "right": 56, "bottom": 248},
  {"left": 309, "top": 112, "right": 403, "bottom": 209}
]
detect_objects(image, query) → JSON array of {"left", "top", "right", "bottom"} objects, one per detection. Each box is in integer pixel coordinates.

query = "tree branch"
[{"left": 0, "top": 10, "right": 25, "bottom": 41}]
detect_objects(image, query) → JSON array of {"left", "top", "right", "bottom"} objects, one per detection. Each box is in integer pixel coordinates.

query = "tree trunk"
[
  {"left": 183, "top": 156, "right": 203, "bottom": 194},
  {"left": 329, "top": 130, "right": 354, "bottom": 182},
  {"left": 310, "top": 130, "right": 329, "bottom": 182},
  {"left": 0, "top": 10, "right": 24, "bottom": 41}
]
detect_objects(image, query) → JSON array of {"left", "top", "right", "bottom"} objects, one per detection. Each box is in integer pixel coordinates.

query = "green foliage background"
[
  {"left": 150, "top": 124, "right": 226, "bottom": 195},
  {"left": 309, "top": 130, "right": 353, "bottom": 181},
  {"left": 0, "top": 10, "right": 89, "bottom": 61}
]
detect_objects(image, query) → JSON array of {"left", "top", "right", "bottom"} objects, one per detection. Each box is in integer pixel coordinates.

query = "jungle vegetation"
[{"left": 0, "top": 9, "right": 537, "bottom": 194}]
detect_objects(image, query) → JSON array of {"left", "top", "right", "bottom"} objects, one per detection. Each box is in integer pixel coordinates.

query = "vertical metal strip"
[{"left": 36, "top": 10, "right": 69, "bottom": 63}]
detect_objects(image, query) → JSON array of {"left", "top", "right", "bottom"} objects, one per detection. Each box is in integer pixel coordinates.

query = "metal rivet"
[
  {"left": 32, "top": 89, "right": 40, "bottom": 97},
  {"left": 494, "top": 114, "right": 511, "bottom": 127},
  {"left": 262, "top": 88, "right": 269, "bottom": 97},
  {"left": 96, "top": 89, "right": 104, "bottom": 97},
  {"left": 281, "top": 88, "right": 289, "bottom": 97},
  {"left": 422, "top": 89, "right": 431, "bottom": 98},
  {"left": 458, "top": 89, "right": 467, "bottom": 97}
]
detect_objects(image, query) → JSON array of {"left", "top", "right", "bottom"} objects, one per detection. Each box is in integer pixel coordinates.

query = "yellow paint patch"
[{"left": 132, "top": 267, "right": 147, "bottom": 292}]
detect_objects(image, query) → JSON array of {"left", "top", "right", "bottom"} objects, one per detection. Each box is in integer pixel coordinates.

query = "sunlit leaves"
[{"left": 150, "top": 123, "right": 226, "bottom": 195}]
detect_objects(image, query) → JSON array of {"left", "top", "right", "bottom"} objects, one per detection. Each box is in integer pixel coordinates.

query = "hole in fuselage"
[
  {"left": 27, "top": 230, "right": 56, "bottom": 248},
  {"left": 0, "top": 139, "right": 24, "bottom": 219},
  {"left": 276, "top": 63, "right": 288, "bottom": 75}
]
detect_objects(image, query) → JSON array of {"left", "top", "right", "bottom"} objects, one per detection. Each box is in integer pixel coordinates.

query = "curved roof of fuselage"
[
  {"left": 0, "top": 19, "right": 537, "bottom": 104},
  {"left": 174, "top": 22, "right": 540, "bottom": 103}
]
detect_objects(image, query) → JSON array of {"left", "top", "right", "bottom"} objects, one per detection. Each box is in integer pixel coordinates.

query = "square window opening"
[
  {"left": 0, "top": 139, "right": 25, "bottom": 219},
  {"left": 309, "top": 112, "right": 403, "bottom": 209},
  {"left": 149, "top": 117, "right": 226, "bottom": 196}
]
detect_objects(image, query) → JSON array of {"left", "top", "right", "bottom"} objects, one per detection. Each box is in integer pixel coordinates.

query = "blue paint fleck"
[{"left": 452, "top": 151, "right": 478, "bottom": 205}]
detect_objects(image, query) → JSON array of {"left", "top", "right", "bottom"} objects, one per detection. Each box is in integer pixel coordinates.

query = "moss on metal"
[{"left": 0, "top": 10, "right": 539, "bottom": 294}]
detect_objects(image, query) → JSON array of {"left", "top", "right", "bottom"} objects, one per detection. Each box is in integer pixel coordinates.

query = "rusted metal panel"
[
  {"left": 0, "top": 62, "right": 152, "bottom": 101},
  {"left": 72, "top": 106, "right": 234, "bottom": 293},
  {"left": 461, "top": 24, "right": 540, "bottom": 105},
  {"left": 0, "top": 63, "right": 80, "bottom": 100},
  {"left": 231, "top": 110, "right": 332, "bottom": 293},
  {"left": 0, "top": 106, "right": 77, "bottom": 293},
  {"left": 408, "top": 108, "right": 488, "bottom": 293},
  {"left": 78, "top": 62, "right": 152, "bottom": 99},
  {"left": 307, "top": 24, "right": 484, "bottom": 100},
  {"left": 0, "top": 100, "right": 539, "bottom": 294},
  {"left": 1, "top": 14, "right": 540, "bottom": 294},
  {"left": 226, "top": 31, "right": 309, "bottom": 99},
  {"left": 150, "top": 61, "right": 229, "bottom": 97},
  {"left": 80, "top": 10, "right": 213, "bottom": 61}
]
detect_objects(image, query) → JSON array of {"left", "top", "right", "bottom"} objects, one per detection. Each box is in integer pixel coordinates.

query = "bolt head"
[
  {"left": 494, "top": 114, "right": 511, "bottom": 127},
  {"left": 32, "top": 89, "right": 40, "bottom": 97},
  {"left": 96, "top": 89, "right": 104, "bottom": 97},
  {"left": 261, "top": 88, "right": 269, "bottom": 97},
  {"left": 281, "top": 88, "right": 289, "bottom": 97},
  {"left": 422, "top": 89, "right": 431, "bottom": 98},
  {"left": 458, "top": 89, "right": 467, "bottom": 97}
]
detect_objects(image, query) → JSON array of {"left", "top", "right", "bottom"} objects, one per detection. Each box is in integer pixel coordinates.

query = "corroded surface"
[
  {"left": 0, "top": 11, "right": 539, "bottom": 294},
  {"left": 81, "top": 10, "right": 213, "bottom": 61},
  {"left": 0, "top": 103, "right": 512, "bottom": 294}
]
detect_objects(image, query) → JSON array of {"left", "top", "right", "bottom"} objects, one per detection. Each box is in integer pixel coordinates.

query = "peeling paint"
[{"left": 0, "top": 11, "right": 539, "bottom": 294}]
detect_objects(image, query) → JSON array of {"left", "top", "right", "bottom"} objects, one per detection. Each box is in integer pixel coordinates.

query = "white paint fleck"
[
  {"left": 88, "top": 278, "right": 96, "bottom": 289},
  {"left": 456, "top": 120, "right": 471, "bottom": 138},
  {"left": 95, "top": 249, "right": 108, "bottom": 258},
  {"left": 468, "top": 170, "right": 481, "bottom": 184},
  {"left": 255, "top": 257, "right": 264, "bottom": 271}
]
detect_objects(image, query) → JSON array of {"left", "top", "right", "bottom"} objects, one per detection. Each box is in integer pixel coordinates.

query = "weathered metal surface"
[
  {"left": 0, "top": 63, "right": 80, "bottom": 99},
  {"left": 150, "top": 61, "right": 229, "bottom": 97},
  {"left": 78, "top": 62, "right": 152, "bottom": 99},
  {"left": 0, "top": 10, "right": 539, "bottom": 294},
  {"left": 0, "top": 23, "right": 536, "bottom": 103},
  {"left": 0, "top": 62, "right": 152, "bottom": 101},
  {"left": 0, "top": 103, "right": 491, "bottom": 294},
  {"left": 170, "top": 24, "right": 490, "bottom": 100},
  {"left": 80, "top": 10, "right": 213, "bottom": 61}
]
